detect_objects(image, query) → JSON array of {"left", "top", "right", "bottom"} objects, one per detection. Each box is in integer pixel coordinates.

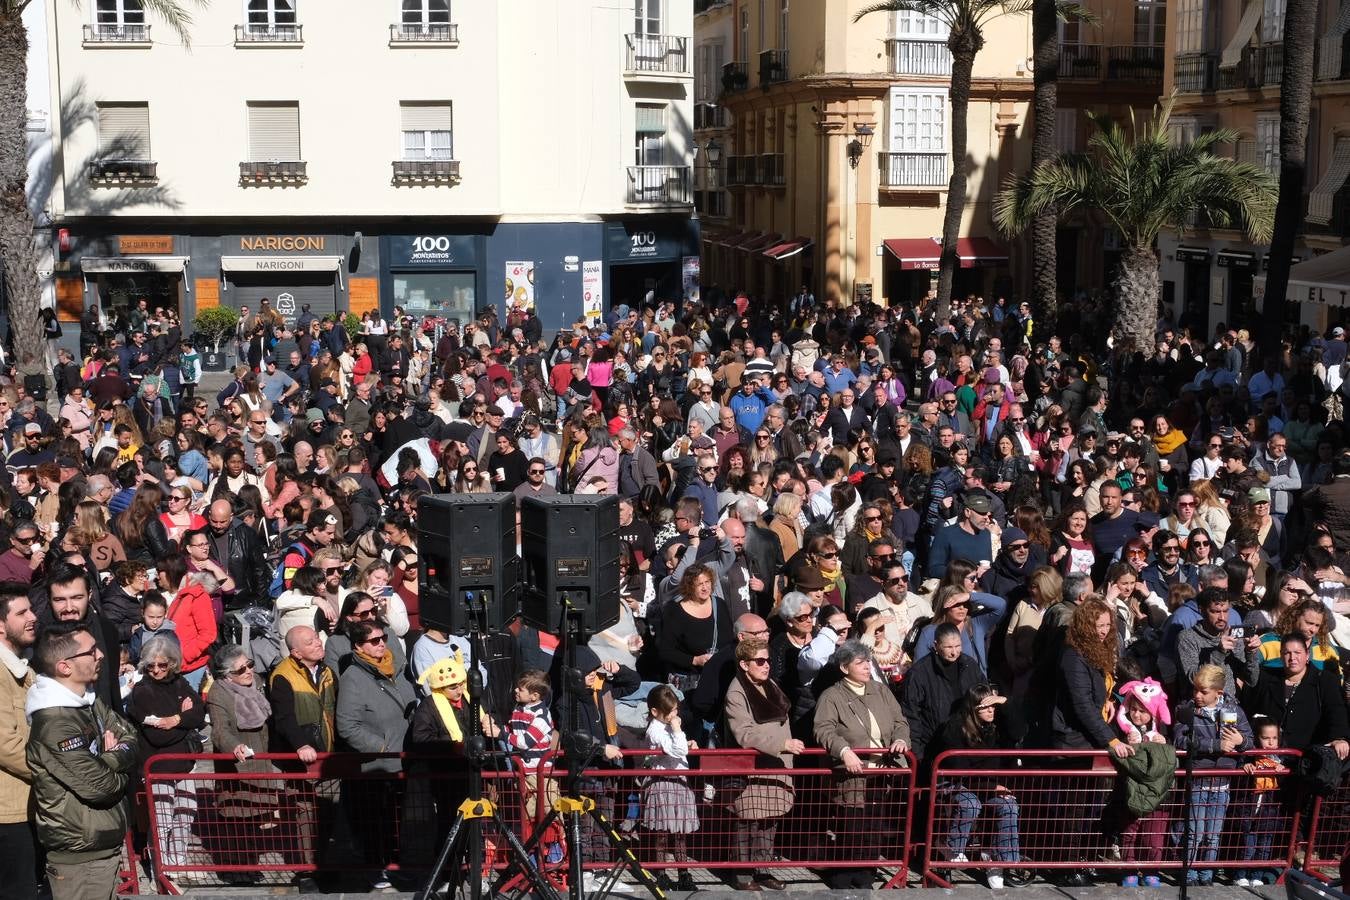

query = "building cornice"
[{"left": 719, "top": 72, "right": 1036, "bottom": 114}]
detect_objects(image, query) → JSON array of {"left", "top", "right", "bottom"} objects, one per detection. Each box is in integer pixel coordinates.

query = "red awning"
[
  {"left": 716, "top": 231, "right": 751, "bottom": 248},
  {"left": 740, "top": 232, "right": 781, "bottom": 253},
  {"left": 764, "top": 238, "right": 813, "bottom": 260},
  {"left": 884, "top": 236, "right": 1009, "bottom": 269}
]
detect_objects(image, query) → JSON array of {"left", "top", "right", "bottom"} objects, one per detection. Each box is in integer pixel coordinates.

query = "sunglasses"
[
  {"left": 817, "top": 550, "right": 839, "bottom": 559},
  {"left": 229, "top": 660, "right": 257, "bottom": 675},
  {"left": 885, "top": 576, "right": 908, "bottom": 586},
  {"left": 1190, "top": 539, "right": 1211, "bottom": 547},
  {"left": 146, "top": 661, "right": 171, "bottom": 671},
  {"left": 529, "top": 468, "right": 546, "bottom": 475},
  {"left": 349, "top": 609, "right": 376, "bottom": 620},
  {"left": 13, "top": 535, "right": 36, "bottom": 545},
  {"left": 363, "top": 635, "right": 388, "bottom": 646},
  {"left": 64, "top": 646, "right": 99, "bottom": 662},
  {"left": 792, "top": 612, "right": 816, "bottom": 622},
  {"left": 1007, "top": 543, "right": 1029, "bottom": 551},
  {"left": 699, "top": 466, "right": 718, "bottom": 473},
  {"left": 1177, "top": 500, "right": 1196, "bottom": 507},
  {"left": 863, "top": 514, "right": 882, "bottom": 522},
  {"left": 747, "top": 657, "right": 770, "bottom": 666}
]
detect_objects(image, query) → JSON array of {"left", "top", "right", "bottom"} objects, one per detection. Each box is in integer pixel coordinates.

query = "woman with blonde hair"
[
  {"left": 64, "top": 500, "right": 127, "bottom": 572},
  {"left": 1189, "top": 479, "right": 1231, "bottom": 548},
  {"left": 769, "top": 492, "right": 804, "bottom": 562},
  {"left": 1004, "top": 566, "right": 1062, "bottom": 698}
]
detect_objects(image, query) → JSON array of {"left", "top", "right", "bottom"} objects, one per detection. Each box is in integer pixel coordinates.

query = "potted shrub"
[{"left": 193, "top": 306, "right": 239, "bottom": 371}]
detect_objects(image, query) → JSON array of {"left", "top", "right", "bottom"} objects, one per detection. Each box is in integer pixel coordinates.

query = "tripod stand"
[
  {"left": 496, "top": 601, "right": 666, "bottom": 900},
  {"left": 415, "top": 592, "right": 561, "bottom": 900}
]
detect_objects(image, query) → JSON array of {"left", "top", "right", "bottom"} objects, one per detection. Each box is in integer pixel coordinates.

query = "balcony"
[
  {"left": 695, "top": 103, "right": 728, "bottom": 130},
  {"left": 1174, "top": 52, "right": 1218, "bottom": 92},
  {"left": 879, "top": 151, "right": 947, "bottom": 188},
  {"left": 1317, "top": 32, "right": 1350, "bottom": 81},
  {"left": 234, "top": 23, "right": 303, "bottom": 45},
  {"left": 1107, "top": 45, "right": 1164, "bottom": 81},
  {"left": 759, "top": 49, "right": 789, "bottom": 86},
  {"left": 388, "top": 23, "right": 458, "bottom": 45},
  {"left": 87, "top": 160, "right": 157, "bottom": 185},
  {"left": 726, "top": 155, "right": 757, "bottom": 186},
  {"left": 626, "top": 166, "right": 692, "bottom": 206},
  {"left": 886, "top": 38, "right": 952, "bottom": 76},
  {"left": 759, "top": 153, "right": 785, "bottom": 186},
  {"left": 721, "top": 61, "right": 750, "bottom": 95},
  {"left": 1219, "top": 42, "right": 1283, "bottom": 90},
  {"left": 1059, "top": 44, "right": 1102, "bottom": 79},
  {"left": 82, "top": 23, "right": 151, "bottom": 45},
  {"left": 625, "top": 34, "right": 690, "bottom": 77},
  {"left": 239, "top": 160, "right": 308, "bottom": 186},
  {"left": 391, "top": 159, "right": 461, "bottom": 186},
  {"left": 695, "top": 189, "right": 728, "bottom": 218}
]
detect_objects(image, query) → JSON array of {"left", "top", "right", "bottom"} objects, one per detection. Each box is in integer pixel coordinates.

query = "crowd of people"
[{"left": 1, "top": 290, "right": 1349, "bottom": 898}]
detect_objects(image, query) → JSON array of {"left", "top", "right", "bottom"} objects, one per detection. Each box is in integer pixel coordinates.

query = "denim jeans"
[
  {"left": 946, "top": 787, "right": 1021, "bottom": 862},
  {"left": 1183, "top": 784, "right": 1229, "bottom": 879}
]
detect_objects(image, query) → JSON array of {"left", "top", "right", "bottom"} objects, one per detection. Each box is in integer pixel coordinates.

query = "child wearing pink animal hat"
[{"left": 1113, "top": 678, "right": 1172, "bottom": 888}]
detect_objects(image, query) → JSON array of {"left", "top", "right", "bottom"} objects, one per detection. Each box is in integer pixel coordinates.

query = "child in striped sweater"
[{"left": 508, "top": 670, "right": 562, "bottom": 863}]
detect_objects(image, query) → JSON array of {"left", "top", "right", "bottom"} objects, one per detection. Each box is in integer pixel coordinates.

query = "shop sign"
[
  {"left": 80, "top": 256, "right": 188, "bottom": 273},
  {"left": 387, "top": 235, "right": 477, "bottom": 267},
  {"left": 606, "top": 222, "right": 685, "bottom": 263},
  {"left": 1175, "top": 246, "right": 1211, "bottom": 264},
  {"left": 220, "top": 256, "right": 342, "bottom": 273},
  {"left": 239, "top": 236, "right": 327, "bottom": 252},
  {"left": 118, "top": 235, "right": 174, "bottom": 254},
  {"left": 1216, "top": 251, "right": 1258, "bottom": 270}
]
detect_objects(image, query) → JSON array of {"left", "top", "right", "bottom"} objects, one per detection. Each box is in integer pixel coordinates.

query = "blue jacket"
[
  {"left": 1173, "top": 697, "right": 1253, "bottom": 778},
  {"left": 681, "top": 479, "right": 721, "bottom": 527},
  {"left": 913, "top": 591, "right": 1008, "bottom": 675},
  {"left": 727, "top": 387, "right": 776, "bottom": 433}
]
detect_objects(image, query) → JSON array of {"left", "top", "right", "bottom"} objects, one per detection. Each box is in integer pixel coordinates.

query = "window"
[
  {"left": 1134, "top": 0, "right": 1166, "bottom": 45},
  {"left": 739, "top": 7, "right": 749, "bottom": 62},
  {"left": 1056, "top": 108, "right": 1078, "bottom": 153},
  {"left": 1168, "top": 115, "right": 1203, "bottom": 147},
  {"left": 393, "top": 271, "right": 474, "bottom": 321},
  {"left": 1262, "top": 0, "right": 1286, "bottom": 42},
  {"left": 401, "top": 103, "right": 453, "bottom": 160},
  {"left": 887, "top": 88, "right": 946, "bottom": 152},
  {"left": 248, "top": 0, "right": 296, "bottom": 30},
  {"left": 246, "top": 102, "right": 301, "bottom": 161},
  {"left": 1256, "top": 112, "right": 1280, "bottom": 174},
  {"left": 893, "top": 8, "right": 945, "bottom": 38},
  {"left": 635, "top": 0, "right": 660, "bottom": 36},
  {"left": 97, "top": 103, "right": 151, "bottom": 160},
  {"left": 96, "top": 0, "right": 144, "bottom": 27},
  {"left": 1175, "top": 0, "right": 1207, "bottom": 52},
  {"left": 635, "top": 104, "right": 667, "bottom": 165},
  {"left": 402, "top": 0, "right": 449, "bottom": 27},
  {"left": 779, "top": 0, "right": 789, "bottom": 50},
  {"left": 1060, "top": 18, "right": 1086, "bottom": 44},
  {"left": 697, "top": 41, "right": 726, "bottom": 101}
]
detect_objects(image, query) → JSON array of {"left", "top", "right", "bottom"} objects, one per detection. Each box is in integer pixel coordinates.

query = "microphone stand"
[{"left": 1178, "top": 705, "right": 1197, "bottom": 900}]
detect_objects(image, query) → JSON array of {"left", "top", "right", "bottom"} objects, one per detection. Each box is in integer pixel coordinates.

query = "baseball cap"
[
  {"left": 964, "top": 492, "right": 992, "bottom": 514},
  {"left": 1334, "top": 326, "right": 1345, "bottom": 337},
  {"left": 1248, "top": 486, "right": 1271, "bottom": 503},
  {"left": 23, "top": 423, "right": 41, "bottom": 435}
]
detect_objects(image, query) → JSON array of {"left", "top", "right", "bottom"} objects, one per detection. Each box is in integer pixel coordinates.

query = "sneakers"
[
  {"left": 949, "top": 852, "right": 968, "bottom": 863},
  {"left": 1143, "top": 876, "right": 1163, "bottom": 888},
  {"left": 370, "top": 870, "right": 393, "bottom": 891},
  {"left": 1121, "top": 875, "right": 1140, "bottom": 887},
  {"left": 987, "top": 874, "right": 1005, "bottom": 890}
]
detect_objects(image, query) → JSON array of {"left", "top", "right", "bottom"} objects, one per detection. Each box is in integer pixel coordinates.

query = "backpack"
[
  {"left": 268, "top": 541, "right": 313, "bottom": 599},
  {"left": 223, "top": 605, "right": 285, "bottom": 675}
]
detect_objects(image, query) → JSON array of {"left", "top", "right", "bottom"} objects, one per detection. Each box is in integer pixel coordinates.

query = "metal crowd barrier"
[
  {"left": 1304, "top": 777, "right": 1350, "bottom": 880},
  {"left": 923, "top": 749, "right": 1304, "bottom": 887}
]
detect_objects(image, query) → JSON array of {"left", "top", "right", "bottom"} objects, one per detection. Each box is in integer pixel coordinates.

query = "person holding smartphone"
[{"left": 1175, "top": 588, "right": 1255, "bottom": 699}]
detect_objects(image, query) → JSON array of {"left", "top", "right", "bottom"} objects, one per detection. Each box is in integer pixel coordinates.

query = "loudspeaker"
[
  {"left": 519, "top": 494, "right": 621, "bottom": 636},
  {"left": 418, "top": 493, "right": 519, "bottom": 634}
]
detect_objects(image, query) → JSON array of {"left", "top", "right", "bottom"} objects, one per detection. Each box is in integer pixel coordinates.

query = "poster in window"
[
  {"left": 505, "top": 260, "right": 535, "bottom": 310},
  {"left": 682, "top": 256, "right": 700, "bottom": 303}
]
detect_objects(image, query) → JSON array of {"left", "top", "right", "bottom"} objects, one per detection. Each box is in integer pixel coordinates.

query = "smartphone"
[{"left": 1231, "top": 626, "right": 1245, "bottom": 641}]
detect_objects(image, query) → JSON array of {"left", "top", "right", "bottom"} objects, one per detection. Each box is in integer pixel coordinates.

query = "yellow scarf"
[
  {"left": 356, "top": 649, "right": 395, "bottom": 679},
  {"left": 431, "top": 690, "right": 464, "bottom": 742}
]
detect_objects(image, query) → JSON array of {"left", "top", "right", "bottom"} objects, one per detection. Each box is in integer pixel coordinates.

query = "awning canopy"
[
  {"left": 1308, "top": 137, "right": 1350, "bottom": 225},
  {"left": 1216, "top": 249, "right": 1258, "bottom": 270},
  {"left": 1287, "top": 245, "right": 1350, "bottom": 306},
  {"left": 764, "top": 238, "right": 813, "bottom": 260},
  {"left": 220, "top": 256, "right": 344, "bottom": 273},
  {"left": 740, "top": 232, "right": 781, "bottom": 253},
  {"left": 720, "top": 231, "right": 756, "bottom": 248},
  {"left": 80, "top": 256, "right": 188, "bottom": 274},
  {"left": 884, "top": 236, "right": 1008, "bottom": 270}
]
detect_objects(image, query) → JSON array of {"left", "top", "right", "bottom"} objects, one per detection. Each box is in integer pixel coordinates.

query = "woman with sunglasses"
[
  {"left": 159, "top": 485, "right": 206, "bottom": 546},
  {"left": 205, "top": 643, "right": 280, "bottom": 884},
  {"left": 840, "top": 504, "right": 897, "bottom": 578},
  {"left": 327, "top": 591, "right": 410, "bottom": 677},
  {"left": 127, "top": 634, "right": 207, "bottom": 882},
  {"left": 912, "top": 583, "right": 1007, "bottom": 676}
]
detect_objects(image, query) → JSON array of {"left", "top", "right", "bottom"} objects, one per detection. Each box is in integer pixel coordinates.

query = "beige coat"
[
  {"left": 813, "top": 679, "right": 910, "bottom": 808},
  {"left": 723, "top": 677, "right": 795, "bottom": 820},
  {"left": 0, "top": 646, "right": 33, "bottom": 824},
  {"left": 208, "top": 683, "right": 280, "bottom": 818}
]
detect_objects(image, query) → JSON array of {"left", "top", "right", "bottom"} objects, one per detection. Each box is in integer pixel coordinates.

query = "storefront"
[
  {"left": 1175, "top": 244, "right": 1213, "bottom": 335},
  {"left": 379, "top": 234, "right": 482, "bottom": 325},
  {"left": 881, "top": 236, "right": 1008, "bottom": 306},
  {"left": 60, "top": 235, "right": 187, "bottom": 327},
  {"left": 605, "top": 218, "right": 700, "bottom": 310},
  {"left": 216, "top": 234, "right": 351, "bottom": 327},
  {"left": 1216, "top": 249, "right": 1259, "bottom": 330}
]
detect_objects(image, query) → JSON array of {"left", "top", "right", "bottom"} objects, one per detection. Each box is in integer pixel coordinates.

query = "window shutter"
[
  {"left": 636, "top": 105, "right": 666, "bottom": 133},
  {"left": 247, "top": 103, "right": 300, "bottom": 161},
  {"left": 401, "top": 102, "right": 453, "bottom": 133},
  {"left": 97, "top": 103, "right": 151, "bottom": 159}
]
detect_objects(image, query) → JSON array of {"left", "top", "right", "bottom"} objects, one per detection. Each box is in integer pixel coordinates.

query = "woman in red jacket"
[{"left": 156, "top": 552, "right": 219, "bottom": 689}]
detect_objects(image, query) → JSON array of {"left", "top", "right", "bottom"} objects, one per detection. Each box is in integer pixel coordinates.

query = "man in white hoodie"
[
  {"left": 0, "top": 583, "right": 37, "bottom": 900},
  {"left": 25, "top": 622, "right": 138, "bottom": 900}
]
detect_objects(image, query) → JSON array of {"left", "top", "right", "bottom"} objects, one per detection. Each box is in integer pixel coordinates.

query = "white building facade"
[{"left": 41, "top": 0, "right": 696, "bottom": 335}]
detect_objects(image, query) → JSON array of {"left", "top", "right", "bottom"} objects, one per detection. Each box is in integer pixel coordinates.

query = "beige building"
[
  {"left": 1161, "top": 0, "right": 1350, "bottom": 336},
  {"left": 40, "top": 0, "right": 697, "bottom": 336},
  {"left": 693, "top": 0, "right": 1163, "bottom": 308}
]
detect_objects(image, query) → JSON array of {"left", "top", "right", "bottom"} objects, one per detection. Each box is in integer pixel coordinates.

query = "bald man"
[
  {"left": 206, "top": 498, "right": 272, "bottom": 608},
  {"left": 688, "top": 613, "right": 770, "bottom": 735}
]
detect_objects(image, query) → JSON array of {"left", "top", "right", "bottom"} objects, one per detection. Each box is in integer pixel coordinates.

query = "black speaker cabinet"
[
  {"left": 418, "top": 493, "right": 519, "bottom": 633},
  {"left": 519, "top": 494, "right": 620, "bottom": 635}
]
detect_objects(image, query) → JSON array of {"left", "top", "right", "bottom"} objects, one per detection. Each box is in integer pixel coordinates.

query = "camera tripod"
[{"left": 492, "top": 601, "right": 666, "bottom": 900}]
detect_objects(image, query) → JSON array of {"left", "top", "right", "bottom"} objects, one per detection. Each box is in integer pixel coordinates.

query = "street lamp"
[{"left": 847, "top": 124, "right": 874, "bottom": 169}]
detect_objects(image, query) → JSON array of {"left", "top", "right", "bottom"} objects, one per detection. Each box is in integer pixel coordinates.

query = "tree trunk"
[
  {"left": 1030, "top": 0, "right": 1059, "bottom": 337},
  {"left": 937, "top": 43, "right": 979, "bottom": 325},
  {"left": 1260, "top": 0, "right": 1316, "bottom": 357},
  {"left": 1113, "top": 244, "right": 1160, "bottom": 350},
  {"left": 0, "top": 13, "right": 42, "bottom": 370}
]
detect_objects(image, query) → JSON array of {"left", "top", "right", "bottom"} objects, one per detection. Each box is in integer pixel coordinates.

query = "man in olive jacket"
[{"left": 25, "top": 623, "right": 138, "bottom": 900}]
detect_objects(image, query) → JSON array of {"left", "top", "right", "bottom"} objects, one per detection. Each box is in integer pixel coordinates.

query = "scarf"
[
  {"left": 735, "top": 670, "right": 789, "bottom": 724},
  {"left": 431, "top": 690, "right": 464, "bottom": 742},
  {"left": 215, "top": 676, "right": 273, "bottom": 730},
  {"left": 356, "top": 649, "right": 396, "bottom": 679}
]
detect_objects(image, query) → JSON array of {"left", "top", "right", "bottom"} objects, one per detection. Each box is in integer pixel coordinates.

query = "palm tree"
[
  {"left": 1029, "top": 0, "right": 1059, "bottom": 334},
  {"left": 993, "top": 97, "right": 1277, "bottom": 350},
  {"left": 855, "top": 0, "right": 1086, "bottom": 325},
  {"left": 1258, "top": 0, "right": 1317, "bottom": 356},
  {"left": 0, "top": 1, "right": 199, "bottom": 367}
]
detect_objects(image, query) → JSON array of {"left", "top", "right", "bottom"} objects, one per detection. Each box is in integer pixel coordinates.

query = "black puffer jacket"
[{"left": 899, "top": 652, "right": 984, "bottom": 763}]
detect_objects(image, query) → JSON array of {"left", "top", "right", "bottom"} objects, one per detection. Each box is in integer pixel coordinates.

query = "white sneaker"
[
  {"left": 950, "top": 852, "right": 968, "bottom": 863},
  {"left": 1236, "top": 878, "right": 1251, "bottom": 887},
  {"left": 987, "top": 874, "right": 1005, "bottom": 890}
]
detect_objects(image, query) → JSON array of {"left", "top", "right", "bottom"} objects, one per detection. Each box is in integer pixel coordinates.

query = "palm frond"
[{"left": 71, "top": 0, "right": 204, "bottom": 45}]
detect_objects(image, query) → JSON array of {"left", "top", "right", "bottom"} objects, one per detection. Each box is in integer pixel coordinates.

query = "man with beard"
[
  {"left": 0, "top": 584, "right": 37, "bottom": 900},
  {"left": 979, "top": 527, "right": 1046, "bottom": 599},
  {"left": 37, "top": 566, "right": 120, "bottom": 708}
]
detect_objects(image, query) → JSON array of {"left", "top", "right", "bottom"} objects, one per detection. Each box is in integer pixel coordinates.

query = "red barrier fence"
[{"left": 138, "top": 748, "right": 1347, "bottom": 892}]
